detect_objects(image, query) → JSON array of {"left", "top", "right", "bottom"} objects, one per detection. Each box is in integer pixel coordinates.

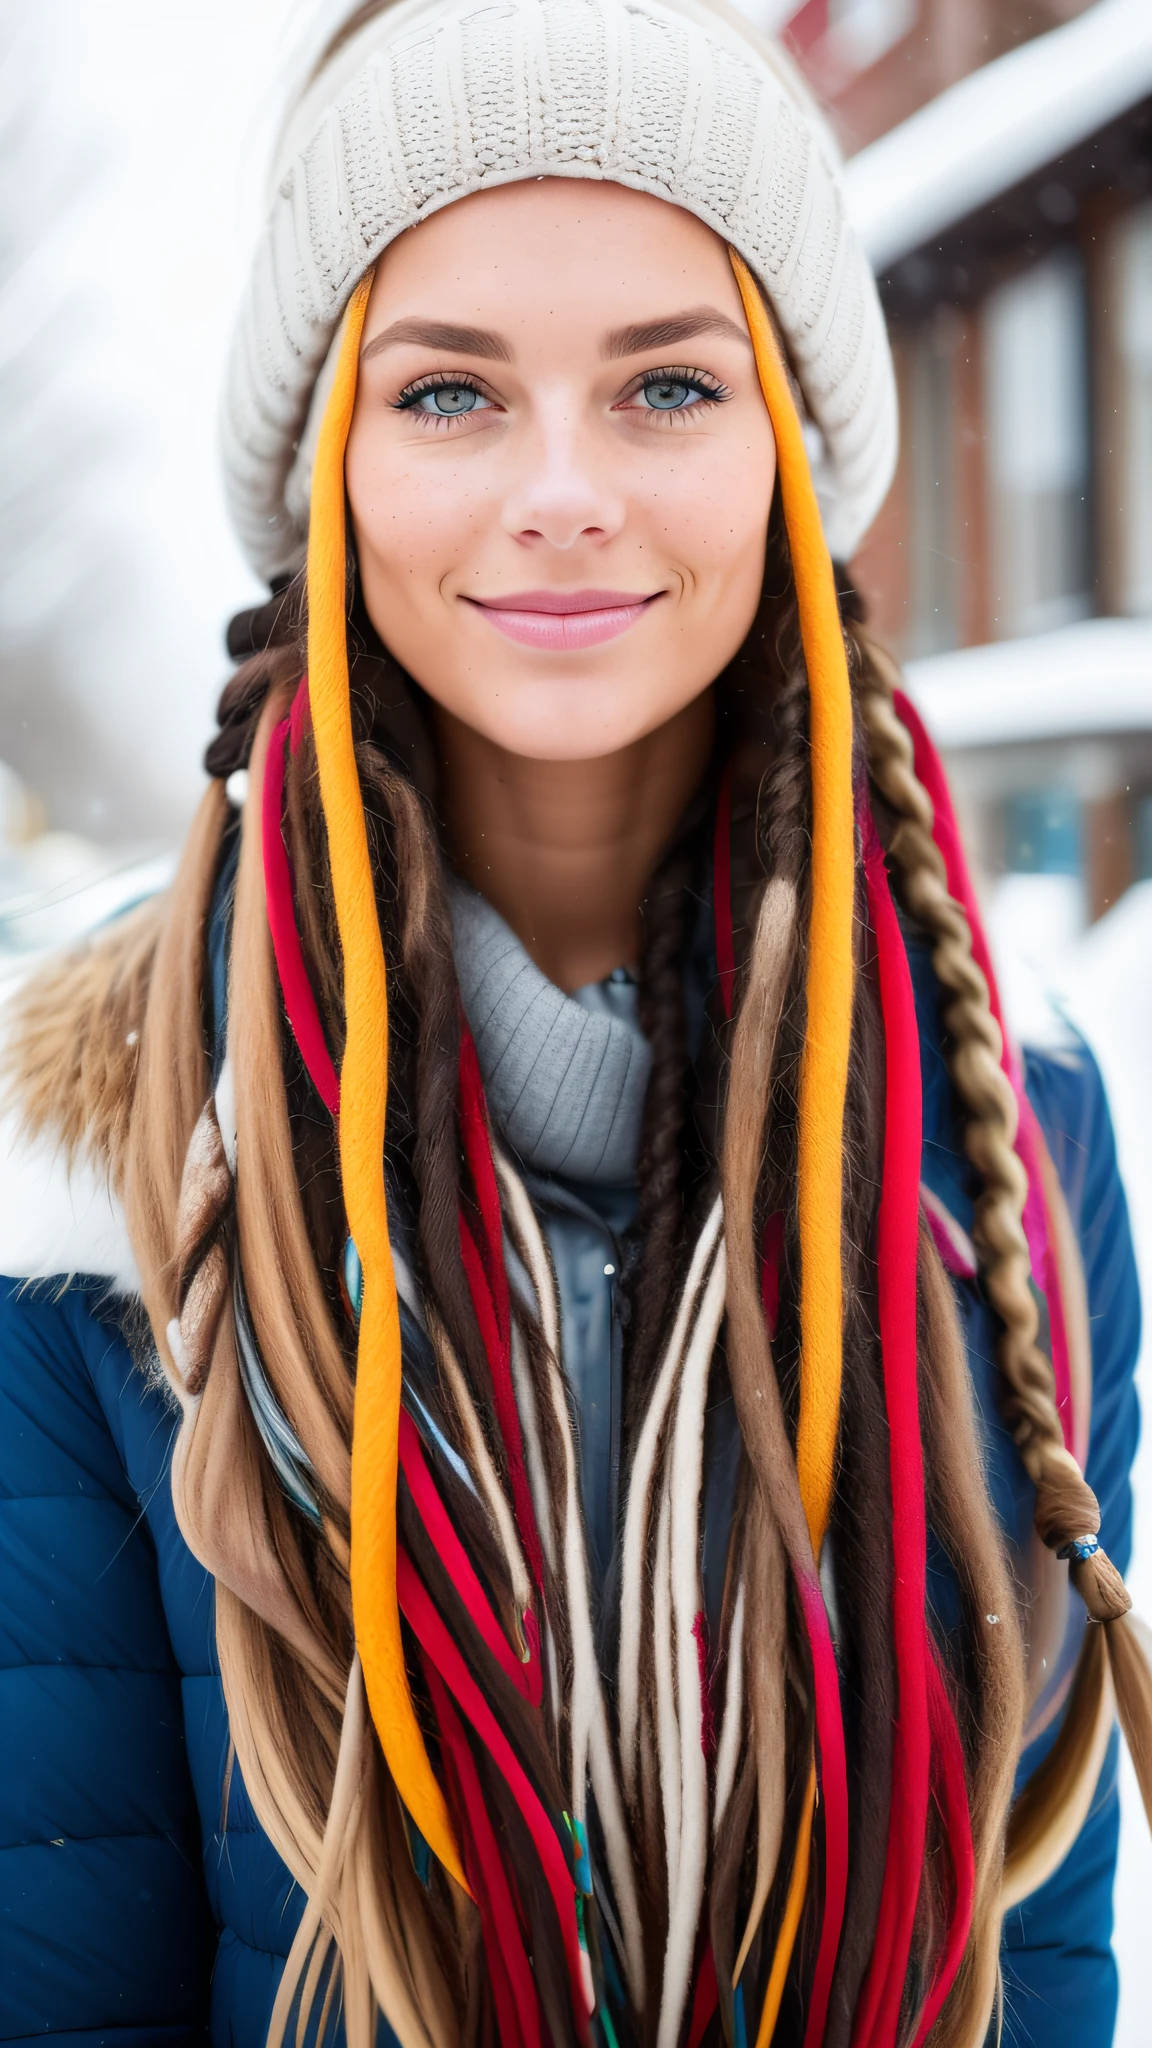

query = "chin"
[
  {"left": 458, "top": 672, "right": 697, "bottom": 762},
  {"left": 474, "top": 705, "right": 663, "bottom": 763}
]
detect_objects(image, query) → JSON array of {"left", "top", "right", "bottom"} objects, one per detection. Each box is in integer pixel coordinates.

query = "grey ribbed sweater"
[{"left": 449, "top": 879, "right": 650, "bottom": 1186}]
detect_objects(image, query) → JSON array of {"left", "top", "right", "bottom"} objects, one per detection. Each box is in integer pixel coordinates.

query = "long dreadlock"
[{"left": 9, "top": 287, "right": 1151, "bottom": 2048}]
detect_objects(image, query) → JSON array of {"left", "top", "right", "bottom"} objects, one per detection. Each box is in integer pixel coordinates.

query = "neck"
[{"left": 436, "top": 694, "right": 716, "bottom": 991}]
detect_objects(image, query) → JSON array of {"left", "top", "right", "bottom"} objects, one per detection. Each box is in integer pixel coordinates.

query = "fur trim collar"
[
  {"left": 0, "top": 1102, "right": 139, "bottom": 1292},
  {"left": 0, "top": 953, "right": 143, "bottom": 1294}
]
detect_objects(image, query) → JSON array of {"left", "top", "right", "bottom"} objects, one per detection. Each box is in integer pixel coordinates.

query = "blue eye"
[
  {"left": 640, "top": 378, "right": 699, "bottom": 410},
  {"left": 623, "top": 368, "right": 728, "bottom": 416},
  {"left": 422, "top": 385, "right": 483, "bottom": 415},
  {"left": 400, "top": 380, "right": 491, "bottom": 417}
]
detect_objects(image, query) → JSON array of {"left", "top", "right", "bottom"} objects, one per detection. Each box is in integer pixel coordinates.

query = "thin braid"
[
  {"left": 166, "top": 1095, "right": 233, "bottom": 1402},
  {"left": 853, "top": 633, "right": 1129, "bottom": 1624},
  {"left": 627, "top": 818, "right": 708, "bottom": 1404},
  {"left": 756, "top": 590, "right": 810, "bottom": 887}
]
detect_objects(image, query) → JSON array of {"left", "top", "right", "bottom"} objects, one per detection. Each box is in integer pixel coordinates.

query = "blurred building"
[
  {"left": 783, "top": 0, "right": 1100, "bottom": 151},
  {"left": 773, "top": 0, "right": 1152, "bottom": 936}
]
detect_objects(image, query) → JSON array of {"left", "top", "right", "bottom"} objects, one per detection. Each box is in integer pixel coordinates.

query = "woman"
[{"left": 0, "top": 2, "right": 1146, "bottom": 2044}]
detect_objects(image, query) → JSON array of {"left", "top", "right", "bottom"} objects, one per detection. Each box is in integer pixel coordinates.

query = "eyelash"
[
  {"left": 393, "top": 371, "right": 497, "bottom": 422},
  {"left": 392, "top": 364, "right": 733, "bottom": 423},
  {"left": 618, "top": 365, "right": 731, "bottom": 414}
]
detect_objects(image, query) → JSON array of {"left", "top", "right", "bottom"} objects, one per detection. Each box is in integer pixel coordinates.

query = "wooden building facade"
[{"left": 761, "top": 0, "right": 1152, "bottom": 920}]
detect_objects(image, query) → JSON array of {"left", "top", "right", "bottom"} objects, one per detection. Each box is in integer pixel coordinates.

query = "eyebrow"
[
  {"left": 358, "top": 305, "right": 751, "bottom": 367},
  {"left": 360, "top": 317, "right": 512, "bottom": 363},
  {"left": 602, "top": 309, "right": 751, "bottom": 358}
]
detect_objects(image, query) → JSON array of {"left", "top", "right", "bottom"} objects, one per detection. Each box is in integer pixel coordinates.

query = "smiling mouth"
[{"left": 464, "top": 588, "right": 663, "bottom": 651}]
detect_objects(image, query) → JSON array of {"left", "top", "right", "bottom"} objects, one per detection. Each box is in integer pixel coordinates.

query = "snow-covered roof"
[
  {"left": 844, "top": 0, "right": 1152, "bottom": 274},
  {"left": 902, "top": 616, "right": 1152, "bottom": 748}
]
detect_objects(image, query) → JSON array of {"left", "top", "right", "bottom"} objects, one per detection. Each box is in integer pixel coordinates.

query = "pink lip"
[{"left": 465, "top": 588, "right": 662, "bottom": 651}]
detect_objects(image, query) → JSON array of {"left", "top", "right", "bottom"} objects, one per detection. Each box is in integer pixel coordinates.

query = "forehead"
[{"left": 364, "top": 178, "right": 744, "bottom": 334}]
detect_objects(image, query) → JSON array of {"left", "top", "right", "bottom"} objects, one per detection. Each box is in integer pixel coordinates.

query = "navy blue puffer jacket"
[{"left": 0, "top": 996, "right": 1140, "bottom": 2045}]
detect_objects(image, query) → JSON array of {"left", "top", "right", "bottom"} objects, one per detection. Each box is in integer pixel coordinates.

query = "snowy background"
[{"left": 0, "top": 0, "right": 1149, "bottom": 2034}]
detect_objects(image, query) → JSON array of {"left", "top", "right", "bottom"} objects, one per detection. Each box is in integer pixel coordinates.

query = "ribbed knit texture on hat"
[{"left": 222, "top": 0, "right": 896, "bottom": 578}]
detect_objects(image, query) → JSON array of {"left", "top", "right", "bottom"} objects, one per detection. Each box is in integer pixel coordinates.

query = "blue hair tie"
[{"left": 1057, "top": 1534, "right": 1100, "bottom": 1564}]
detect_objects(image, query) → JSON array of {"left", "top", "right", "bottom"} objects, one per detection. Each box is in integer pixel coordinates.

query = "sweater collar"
[{"left": 448, "top": 879, "right": 650, "bottom": 1187}]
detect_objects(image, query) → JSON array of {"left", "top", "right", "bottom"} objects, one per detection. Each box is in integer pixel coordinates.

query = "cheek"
[
  {"left": 637, "top": 430, "right": 775, "bottom": 587},
  {"left": 345, "top": 436, "right": 480, "bottom": 593}
]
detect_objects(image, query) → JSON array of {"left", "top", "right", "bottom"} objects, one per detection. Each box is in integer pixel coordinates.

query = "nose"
[{"left": 502, "top": 400, "right": 625, "bottom": 551}]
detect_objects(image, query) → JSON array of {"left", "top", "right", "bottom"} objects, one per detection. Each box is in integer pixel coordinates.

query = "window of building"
[
  {"left": 1004, "top": 788, "right": 1082, "bottom": 875},
  {"left": 756, "top": 0, "right": 917, "bottom": 74},
  {"left": 1136, "top": 794, "right": 1152, "bottom": 882},
  {"left": 906, "top": 310, "right": 960, "bottom": 656},
  {"left": 994, "top": 786, "right": 1086, "bottom": 962},
  {"left": 824, "top": 0, "right": 916, "bottom": 70},
  {"left": 984, "top": 252, "right": 1091, "bottom": 639},
  {"left": 1116, "top": 201, "right": 1152, "bottom": 617}
]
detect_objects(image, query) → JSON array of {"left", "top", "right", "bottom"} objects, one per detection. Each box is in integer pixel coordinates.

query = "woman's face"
[{"left": 345, "top": 179, "right": 777, "bottom": 762}]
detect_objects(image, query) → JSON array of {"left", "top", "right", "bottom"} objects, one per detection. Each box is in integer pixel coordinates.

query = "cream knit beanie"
[{"left": 223, "top": 0, "right": 896, "bottom": 581}]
